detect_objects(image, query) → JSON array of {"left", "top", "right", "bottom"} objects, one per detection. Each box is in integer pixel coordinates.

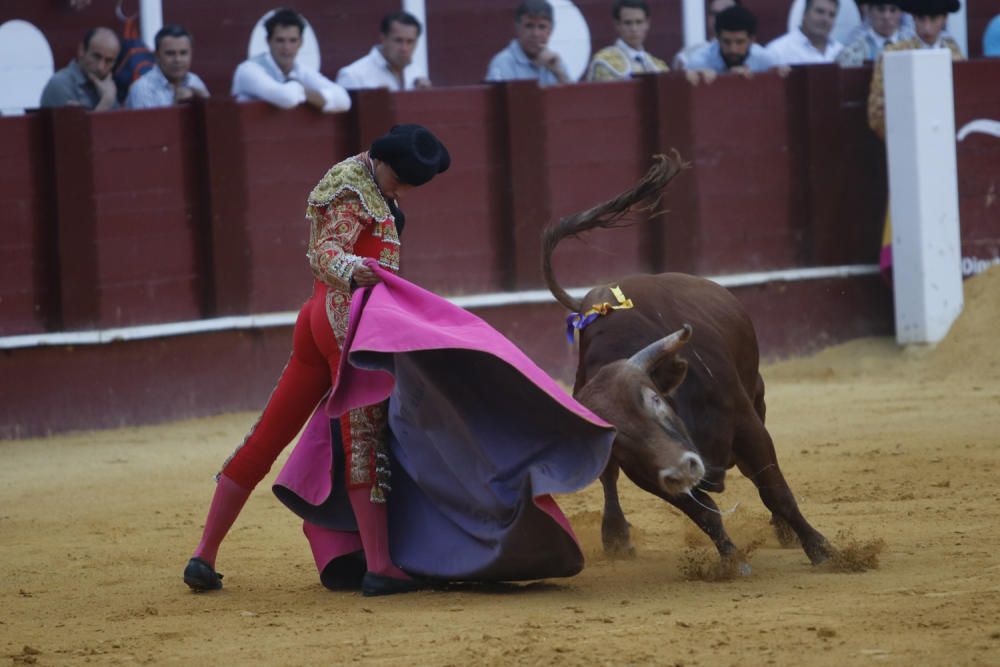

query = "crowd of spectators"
[{"left": 37, "top": 0, "right": 988, "bottom": 114}]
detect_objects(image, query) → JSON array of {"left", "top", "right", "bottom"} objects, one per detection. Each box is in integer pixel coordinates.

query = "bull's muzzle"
[{"left": 658, "top": 452, "right": 706, "bottom": 494}]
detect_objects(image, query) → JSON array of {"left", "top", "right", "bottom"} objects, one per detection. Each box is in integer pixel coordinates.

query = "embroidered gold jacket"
[
  {"left": 586, "top": 44, "right": 668, "bottom": 81},
  {"left": 305, "top": 154, "right": 401, "bottom": 345}
]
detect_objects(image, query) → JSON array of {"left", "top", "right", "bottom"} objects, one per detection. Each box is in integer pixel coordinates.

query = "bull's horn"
[{"left": 628, "top": 324, "right": 693, "bottom": 372}]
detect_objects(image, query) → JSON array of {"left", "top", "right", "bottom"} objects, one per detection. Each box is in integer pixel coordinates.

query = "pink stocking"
[
  {"left": 191, "top": 474, "right": 252, "bottom": 568},
  {"left": 302, "top": 521, "right": 363, "bottom": 573},
  {"left": 347, "top": 486, "right": 410, "bottom": 580}
]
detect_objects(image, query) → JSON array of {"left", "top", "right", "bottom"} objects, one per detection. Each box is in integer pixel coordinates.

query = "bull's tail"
[{"left": 541, "top": 151, "right": 687, "bottom": 312}]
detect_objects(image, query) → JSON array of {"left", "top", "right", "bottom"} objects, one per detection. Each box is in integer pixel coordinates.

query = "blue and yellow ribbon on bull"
[{"left": 566, "top": 286, "right": 634, "bottom": 343}]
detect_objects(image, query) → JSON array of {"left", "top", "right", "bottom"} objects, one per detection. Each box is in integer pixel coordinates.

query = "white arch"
[
  {"left": 0, "top": 20, "right": 54, "bottom": 115},
  {"left": 549, "top": 0, "right": 591, "bottom": 82}
]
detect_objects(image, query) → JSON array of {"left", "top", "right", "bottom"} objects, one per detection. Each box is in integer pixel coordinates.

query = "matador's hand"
[{"left": 352, "top": 263, "right": 381, "bottom": 287}]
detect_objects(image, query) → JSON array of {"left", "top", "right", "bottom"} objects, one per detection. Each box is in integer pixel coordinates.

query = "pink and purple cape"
[{"left": 273, "top": 264, "right": 615, "bottom": 581}]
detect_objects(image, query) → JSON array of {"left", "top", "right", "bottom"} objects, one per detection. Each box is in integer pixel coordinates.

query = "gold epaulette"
[{"left": 307, "top": 156, "right": 392, "bottom": 222}]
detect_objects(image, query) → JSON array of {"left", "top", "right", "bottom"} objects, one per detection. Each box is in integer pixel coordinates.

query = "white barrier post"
[
  {"left": 681, "top": 0, "right": 706, "bottom": 49},
  {"left": 402, "top": 0, "right": 429, "bottom": 83},
  {"left": 884, "top": 49, "right": 963, "bottom": 345},
  {"left": 139, "top": 0, "right": 163, "bottom": 48}
]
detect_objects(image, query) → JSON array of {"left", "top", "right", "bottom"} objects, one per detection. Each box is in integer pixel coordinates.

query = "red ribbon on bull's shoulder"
[{"left": 565, "top": 286, "right": 634, "bottom": 343}]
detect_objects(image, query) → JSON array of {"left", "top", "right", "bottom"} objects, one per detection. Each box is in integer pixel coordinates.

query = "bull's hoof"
[
  {"left": 805, "top": 537, "right": 834, "bottom": 565},
  {"left": 720, "top": 554, "right": 752, "bottom": 578},
  {"left": 603, "top": 542, "right": 637, "bottom": 560}
]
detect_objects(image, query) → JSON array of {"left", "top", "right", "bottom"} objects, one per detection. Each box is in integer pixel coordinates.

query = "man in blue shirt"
[
  {"left": 485, "top": 0, "right": 571, "bottom": 86},
  {"left": 126, "top": 25, "right": 209, "bottom": 109},
  {"left": 683, "top": 5, "right": 778, "bottom": 81}
]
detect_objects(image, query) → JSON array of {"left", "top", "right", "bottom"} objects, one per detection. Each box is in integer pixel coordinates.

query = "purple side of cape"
[{"left": 274, "top": 264, "right": 614, "bottom": 581}]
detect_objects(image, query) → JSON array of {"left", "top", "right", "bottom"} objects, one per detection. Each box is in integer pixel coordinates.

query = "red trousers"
[{"left": 223, "top": 283, "right": 341, "bottom": 490}]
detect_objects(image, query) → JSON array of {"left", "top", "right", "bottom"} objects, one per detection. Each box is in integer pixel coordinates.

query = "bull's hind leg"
[
  {"left": 733, "top": 414, "right": 832, "bottom": 564},
  {"left": 600, "top": 459, "right": 635, "bottom": 558},
  {"left": 665, "top": 490, "right": 750, "bottom": 576}
]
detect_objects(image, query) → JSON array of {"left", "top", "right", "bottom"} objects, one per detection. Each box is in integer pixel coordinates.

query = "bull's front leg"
[
  {"left": 600, "top": 459, "right": 635, "bottom": 558},
  {"left": 666, "top": 490, "right": 751, "bottom": 576},
  {"left": 734, "top": 419, "right": 832, "bottom": 565}
]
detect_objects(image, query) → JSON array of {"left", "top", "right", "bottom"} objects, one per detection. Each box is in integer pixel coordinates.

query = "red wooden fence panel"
[
  {"left": 0, "top": 114, "right": 55, "bottom": 336},
  {"left": 392, "top": 85, "right": 509, "bottom": 295}
]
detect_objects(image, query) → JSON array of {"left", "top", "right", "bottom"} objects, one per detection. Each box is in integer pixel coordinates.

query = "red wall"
[
  {"left": 3, "top": 60, "right": 999, "bottom": 338},
  {"left": 0, "top": 115, "right": 55, "bottom": 335}
]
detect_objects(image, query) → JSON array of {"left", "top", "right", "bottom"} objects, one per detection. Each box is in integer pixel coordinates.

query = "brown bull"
[{"left": 543, "top": 153, "right": 831, "bottom": 570}]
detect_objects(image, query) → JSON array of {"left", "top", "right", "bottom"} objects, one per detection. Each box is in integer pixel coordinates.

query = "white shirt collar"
[
  {"left": 263, "top": 50, "right": 301, "bottom": 81},
  {"left": 797, "top": 27, "right": 836, "bottom": 54}
]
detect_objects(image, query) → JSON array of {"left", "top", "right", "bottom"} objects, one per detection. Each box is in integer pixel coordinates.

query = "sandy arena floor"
[{"left": 3, "top": 269, "right": 1000, "bottom": 666}]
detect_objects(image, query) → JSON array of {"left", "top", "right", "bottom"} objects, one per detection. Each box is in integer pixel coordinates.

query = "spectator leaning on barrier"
[
  {"left": 40, "top": 27, "right": 121, "bottom": 110},
  {"left": 337, "top": 12, "right": 430, "bottom": 91},
  {"left": 673, "top": 0, "right": 738, "bottom": 70},
  {"left": 866, "top": 0, "right": 964, "bottom": 281},
  {"left": 683, "top": 5, "right": 778, "bottom": 82},
  {"left": 486, "top": 0, "right": 571, "bottom": 86},
  {"left": 837, "top": 0, "right": 904, "bottom": 67},
  {"left": 586, "top": 0, "right": 668, "bottom": 81},
  {"left": 232, "top": 8, "right": 350, "bottom": 112},
  {"left": 766, "top": 0, "right": 844, "bottom": 65},
  {"left": 126, "top": 25, "right": 208, "bottom": 109}
]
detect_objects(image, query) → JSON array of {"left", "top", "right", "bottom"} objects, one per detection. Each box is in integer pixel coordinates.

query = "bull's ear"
[{"left": 651, "top": 357, "right": 688, "bottom": 395}]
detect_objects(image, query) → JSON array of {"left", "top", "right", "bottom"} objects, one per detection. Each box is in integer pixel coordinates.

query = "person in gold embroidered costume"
[
  {"left": 586, "top": 0, "right": 668, "bottom": 81},
  {"left": 867, "top": 0, "right": 963, "bottom": 279},
  {"left": 183, "top": 124, "right": 450, "bottom": 597}
]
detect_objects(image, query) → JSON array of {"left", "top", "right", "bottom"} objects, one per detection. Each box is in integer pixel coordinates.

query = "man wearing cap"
[
  {"left": 867, "top": 0, "right": 963, "bottom": 280},
  {"left": 183, "top": 125, "right": 450, "bottom": 597},
  {"left": 486, "top": 0, "right": 571, "bottom": 86},
  {"left": 867, "top": 0, "right": 963, "bottom": 139},
  {"left": 837, "top": 0, "right": 905, "bottom": 66},
  {"left": 586, "top": 0, "right": 668, "bottom": 81}
]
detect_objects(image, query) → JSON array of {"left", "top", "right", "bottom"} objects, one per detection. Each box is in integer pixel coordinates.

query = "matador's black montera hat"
[{"left": 370, "top": 124, "right": 451, "bottom": 186}]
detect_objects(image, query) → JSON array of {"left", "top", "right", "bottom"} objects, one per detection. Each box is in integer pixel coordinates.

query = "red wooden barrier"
[
  {"left": 48, "top": 105, "right": 206, "bottom": 329},
  {"left": 202, "top": 99, "right": 355, "bottom": 315},
  {"left": 954, "top": 59, "right": 1000, "bottom": 275},
  {"left": 0, "top": 115, "right": 55, "bottom": 336},
  {"left": 392, "top": 86, "right": 509, "bottom": 294}
]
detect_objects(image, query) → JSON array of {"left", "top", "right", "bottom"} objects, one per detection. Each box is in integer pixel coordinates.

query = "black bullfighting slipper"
[
  {"left": 184, "top": 557, "right": 223, "bottom": 591},
  {"left": 361, "top": 572, "right": 429, "bottom": 597}
]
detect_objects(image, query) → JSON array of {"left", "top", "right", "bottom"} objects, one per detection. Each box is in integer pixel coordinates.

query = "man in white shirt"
[
  {"left": 337, "top": 12, "right": 430, "bottom": 91},
  {"left": 766, "top": 0, "right": 844, "bottom": 65},
  {"left": 231, "top": 8, "right": 350, "bottom": 112},
  {"left": 126, "top": 25, "right": 209, "bottom": 109}
]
